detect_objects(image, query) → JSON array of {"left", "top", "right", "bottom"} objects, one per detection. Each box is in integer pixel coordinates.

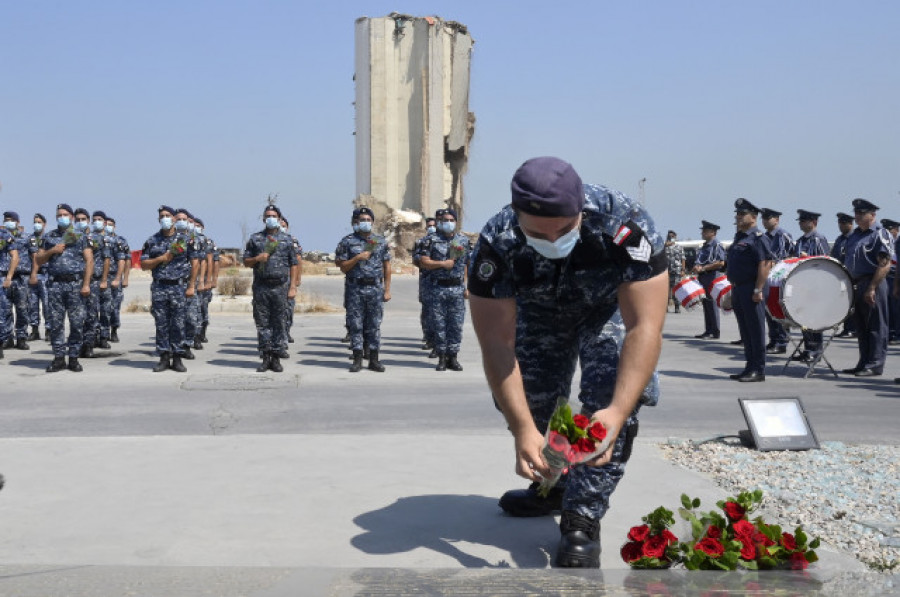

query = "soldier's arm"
[
  {"left": 753, "top": 260, "right": 774, "bottom": 303},
  {"left": 469, "top": 294, "right": 551, "bottom": 482},
  {"left": 100, "top": 255, "right": 110, "bottom": 288},
  {"left": 3, "top": 249, "right": 18, "bottom": 286},
  {"left": 186, "top": 258, "right": 199, "bottom": 297},
  {"left": 81, "top": 247, "right": 93, "bottom": 296}
]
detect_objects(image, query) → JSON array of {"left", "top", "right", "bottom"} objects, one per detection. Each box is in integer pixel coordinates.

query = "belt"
[
  {"left": 155, "top": 278, "right": 185, "bottom": 286},
  {"left": 436, "top": 278, "right": 462, "bottom": 287},
  {"left": 351, "top": 277, "right": 380, "bottom": 286},
  {"left": 256, "top": 277, "right": 288, "bottom": 286},
  {"left": 50, "top": 274, "right": 80, "bottom": 283}
]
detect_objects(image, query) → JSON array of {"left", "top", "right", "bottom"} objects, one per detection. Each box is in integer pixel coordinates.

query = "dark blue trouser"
[
  {"left": 852, "top": 276, "right": 888, "bottom": 370},
  {"left": 698, "top": 272, "right": 719, "bottom": 335},
  {"left": 732, "top": 285, "right": 766, "bottom": 374}
]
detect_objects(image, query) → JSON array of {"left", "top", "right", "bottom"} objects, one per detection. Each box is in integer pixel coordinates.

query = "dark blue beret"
[
  {"left": 734, "top": 198, "right": 760, "bottom": 214},
  {"left": 106, "top": 217, "right": 116, "bottom": 224},
  {"left": 74, "top": 207, "right": 90, "bottom": 218},
  {"left": 3, "top": 211, "right": 19, "bottom": 222},
  {"left": 92, "top": 210, "right": 107, "bottom": 220},
  {"left": 434, "top": 208, "right": 446, "bottom": 219},
  {"left": 57, "top": 203, "right": 74, "bottom": 215},
  {"left": 174, "top": 207, "right": 190, "bottom": 217},
  {"left": 194, "top": 218, "right": 204, "bottom": 227},
  {"left": 836, "top": 212, "right": 854, "bottom": 223},
  {"left": 667, "top": 230, "right": 677, "bottom": 237},
  {"left": 511, "top": 157, "right": 585, "bottom": 217},
  {"left": 357, "top": 207, "right": 374, "bottom": 219},
  {"left": 880, "top": 218, "right": 899, "bottom": 230},
  {"left": 797, "top": 209, "right": 820, "bottom": 221},
  {"left": 852, "top": 198, "right": 879, "bottom": 213},
  {"left": 443, "top": 208, "right": 458, "bottom": 220},
  {"left": 760, "top": 208, "right": 782, "bottom": 219},
  {"left": 263, "top": 205, "right": 281, "bottom": 217},
  {"left": 34, "top": 213, "right": 47, "bottom": 223},
  {"left": 700, "top": 220, "right": 720, "bottom": 231},
  {"left": 158, "top": 205, "right": 175, "bottom": 215}
]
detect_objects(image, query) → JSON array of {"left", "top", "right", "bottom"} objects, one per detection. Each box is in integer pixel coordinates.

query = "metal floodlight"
[{"left": 737, "top": 397, "right": 819, "bottom": 451}]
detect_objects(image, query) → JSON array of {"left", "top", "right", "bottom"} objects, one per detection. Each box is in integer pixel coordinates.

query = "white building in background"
[{"left": 354, "top": 13, "right": 474, "bottom": 230}]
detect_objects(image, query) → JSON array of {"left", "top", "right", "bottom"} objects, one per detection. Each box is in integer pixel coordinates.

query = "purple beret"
[{"left": 511, "top": 157, "right": 584, "bottom": 217}]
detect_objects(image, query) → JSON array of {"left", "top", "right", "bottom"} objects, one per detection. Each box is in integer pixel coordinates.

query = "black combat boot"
[
  {"left": 499, "top": 481, "right": 565, "bottom": 517},
  {"left": 349, "top": 350, "right": 363, "bottom": 373},
  {"left": 428, "top": 348, "right": 438, "bottom": 359},
  {"left": 436, "top": 354, "right": 447, "bottom": 371},
  {"left": 340, "top": 331, "right": 350, "bottom": 343},
  {"left": 44, "top": 328, "right": 51, "bottom": 341},
  {"left": 110, "top": 327, "right": 119, "bottom": 342},
  {"left": 277, "top": 348, "right": 289, "bottom": 359},
  {"left": 182, "top": 346, "right": 195, "bottom": 360},
  {"left": 67, "top": 357, "right": 83, "bottom": 372},
  {"left": 170, "top": 354, "right": 187, "bottom": 372},
  {"left": 422, "top": 340, "right": 433, "bottom": 350},
  {"left": 28, "top": 327, "right": 40, "bottom": 341},
  {"left": 0, "top": 347, "right": 3, "bottom": 359},
  {"left": 367, "top": 349, "right": 385, "bottom": 372},
  {"left": 199, "top": 323, "right": 208, "bottom": 343},
  {"left": 15, "top": 338, "right": 29, "bottom": 351},
  {"left": 80, "top": 344, "right": 94, "bottom": 359},
  {"left": 193, "top": 336, "right": 203, "bottom": 350},
  {"left": 46, "top": 356, "right": 67, "bottom": 373},
  {"left": 555, "top": 511, "right": 601, "bottom": 568},
  {"left": 153, "top": 352, "right": 171, "bottom": 372},
  {"left": 257, "top": 353, "right": 271, "bottom": 372},
  {"left": 446, "top": 353, "right": 463, "bottom": 371},
  {"left": 2, "top": 338, "right": 13, "bottom": 349},
  {"left": 269, "top": 353, "right": 283, "bottom": 373},
  {"left": 97, "top": 337, "right": 111, "bottom": 349},
  {"left": 287, "top": 333, "right": 294, "bottom": 344},
  {"left": 363, "top": 345, "right": 370, "bottom": 360}
]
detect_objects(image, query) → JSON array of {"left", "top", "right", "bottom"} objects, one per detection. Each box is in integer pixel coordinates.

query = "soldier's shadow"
[
  {"left": 107, "top": 358, "right": 156, "bottom": 369},
  {"left": 216, "top": 348, "right": 260, "bottom": 357},
  {"left": 5, "top": 357, "right": 52, "bottom": 370},
  {"left": 206, "top": 358, "right": 259, "bottom": 369},
  {"left": 351, "top": 494, "right": 554, "bottom": 568},
  {"left": 298, "top": 358, "right": 354, "bottom": 369}
]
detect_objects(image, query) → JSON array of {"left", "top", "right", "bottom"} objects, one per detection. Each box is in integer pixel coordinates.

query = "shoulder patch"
[{"left": 476, "top": 259, "right": 497, "bottom": 281}]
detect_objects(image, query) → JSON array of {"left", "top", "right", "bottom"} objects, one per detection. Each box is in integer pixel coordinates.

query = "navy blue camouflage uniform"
[
  {"left": 420, "top": 231, "right": 471, "bottom": 356},
  {"left": 468, "top": 185, "right": 663, "bottom": 522},
  {"left": 42, "top": 226, "right": 91, "bottom": 358},
  {"left": 0, "top": 228, "right": 18, "bottom": 345},
  {"left": 201, "top": 235, "right": 219, "bottom": 329},
  {"left": 141, "top": 231, "right": 199, "bottom": 356},
  {"left": 793, "top": 229, "right": 830, "bottom": 354},
  {"left": 244, "top": 229, "right": 298, "bottom": 354},
  {"left": 727, "top": 229, "right": 775, "bottom": 375},
  {"left": 184, "top": 232, "right": 207, "bottom": 348},
  {"left": 285, "top": 235, "right": 302, "bottom": 337},
  {"left": 765, "top": 225, "right": 794, "bottom": 348},
  {"left": 695, "top": 236, "right": 726, "bottom": 336},
  {"left": 843, "top": 222, "right": 893, "bottom": 372},
  {"left": 413, "top": 230, "right": 439, "bottom": 346},
  {"left": 5, "top": 230, "right": 35, "bottom": 342},
  {"left": 28, "top": 231, "right": 50, "bottom": 334},
  {"left": 335, "top": 233, "right": 391, "bottom": 352},
  {"left": 106, "top": 233, "right": 130, "bottom": 333},
  {"left": 82, "top": 230, "right": 110, "bottom": 347}
]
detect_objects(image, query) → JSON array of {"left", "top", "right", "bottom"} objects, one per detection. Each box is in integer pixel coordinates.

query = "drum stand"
[{"left": 781, "top": 325, "right": 839, "bottom": 378}]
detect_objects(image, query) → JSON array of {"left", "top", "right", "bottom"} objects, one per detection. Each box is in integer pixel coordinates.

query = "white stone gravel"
[{"left": 660, "top": 440, "right": 900, "bottom": 572}]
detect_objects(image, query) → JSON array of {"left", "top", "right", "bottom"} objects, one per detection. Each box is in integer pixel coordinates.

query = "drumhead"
[{"left": 779, "top": 257, "right": 853, "bottom": 330}]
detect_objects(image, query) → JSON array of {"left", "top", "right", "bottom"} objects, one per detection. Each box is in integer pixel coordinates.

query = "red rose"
[
  {"left": 789, "top": 551, "right": 809, "bottom": 570},
  {"left": 662, "top": 529, "right": 678, "bottom": 545},
  {"left": 781, "top": 532, "right": 797, "bottom": 551},
  {"left": 752, "top": 527, "right": 775, "bottom": 547},
  {"left": 588, "top": 422, "right": 607, "bottom": 442},
  {"left": 724, "top": 500, "right": 746, "bottom": 521},
  {"left": 574, "top": 437, "right": 595, "bottom": 454},
  {"left": 628, "top": 524, "right": 650, "bottom": 542},
  {"left": 732, "top": 519, "right": 755, "bottom": 538},
  {"left": 739, "top": 537, "right": 757, "bottom": 560},
  {"left": 547, "top": 431, "right": 570, "bottom": 453},
  {"left": 642, "top": 534, "right": 668, "bottom": 559},
  {"left": 706, "top": 525, "right": 722, "bottom": 539},
  {"left": 573, "top": 414, "right": 590, "bottom": 429},
  {"left": 695, "top": 537, "right": 725, "bottom": 558},
  {"left": 621, "top": 541, "right": 643, "bottom": 563}
]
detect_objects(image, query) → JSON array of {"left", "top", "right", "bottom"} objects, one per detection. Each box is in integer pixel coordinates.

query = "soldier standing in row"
[
  {"left": 28, "top": 213, "right": 50, "bottom": 341},
  {"left": 195, "top": 217, "right": 216, "bottom": 344},
  {"left": 417, "top": 208, "right": 470, "bottom": 371},
  {"left": 81, "top": 209, "right": 110, "bottom": 358},
  {"left": 792, "top": 210, "right": 829, "bottom": 362},
  {"left": 36, "top": 203, "right": 93, "bottom": 372},
  {"left": 281, "top": 216, "right": 303, "bottom": 349},
  {"left": 141, "top": 205, "right": 200, "bottom": 373},
  {"left": 0, "top": 214, "right": 20, "bottom": 358},
  {"left": 3, "top": 212, "right": 35, "bottom": 351},
  {"left": 243, "top": 205, "right": 298, "bottom": 373},
  {"left": 413, "top": 214, "right": 438, "bottom": 354},
  {"left": 761, "top": 208, "right": 793, "bottom": 355},
  {"left": 832, "top": 212, "right": 857, "bottom": 338},
  {"left": 105, "top": 216, "right": 130, "bottom": 343},
  {"left": 664, "top": 230, "right": 685, "bottom": 313},
  {"left": 882, "top": 219, "right": 900, "bottom": 344},
  {"left": 335, "top": 207, "right": 391, "bottom": 373},
  {"left": 181, "top": 211, "right": 205, "bottom": 357},
  {"left": 340, "top": 210, "right": 360, "bottom": 345},
  {"left": 692, "top": 221, "right": 725, "bottom": 339}
]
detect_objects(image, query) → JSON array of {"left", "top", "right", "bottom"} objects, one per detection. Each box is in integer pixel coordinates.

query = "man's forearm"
[{"left": 481, "top": 343, "right": 533, "bottom": 435}]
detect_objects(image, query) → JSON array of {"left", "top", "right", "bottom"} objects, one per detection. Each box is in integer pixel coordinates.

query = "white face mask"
[
  {"left": 91, "top": 220, "right": 105, "bottom": 232},
  {"left": 439, "top": 221, "right": 456, "bottom": 234},
  {"left": 357, "top": 221, "right": 373, "bottom": 233},
  {"left": 523, "top": 224, "right": 581, "bottom": 260}
]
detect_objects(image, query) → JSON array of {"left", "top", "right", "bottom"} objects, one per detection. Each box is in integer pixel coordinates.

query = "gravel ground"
[{"left": 660, "top": 440, "right": 900, "bottom": 573}]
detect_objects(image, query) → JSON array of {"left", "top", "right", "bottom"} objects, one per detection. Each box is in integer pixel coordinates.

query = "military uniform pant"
[
  {"left": 184, "top": 294, "right": 201, "bottom": 345},
  {"left": 697, "top": 272, "right": 719, "bottom": 334},
  {"left": 151, "top": 282, "right": 187, "bottom": 355},
  {"left": 201, "top": 289, "right": 212, "bottom": 326},
  {"left": 428, "top": 284, "right": 465, "bottom": 354},
  {"left": 29, "top": 274, "right": 49, "bottom": 328},
  {"left": 111, "top": 285, "right": 124, "bottom": 328},
  {"left": 732, "top": 285, "right": 766, "bottom": 374},
  {"left": 47, "top": 279, "right": 87, "bottom": 358},
  {"left": 887, "top": 274, "right": 900, "bottom": 340},
  {"left": 346, "top": 284, "right": 383, "bottom": 351},
  {"left": 514, "top": 305, "right": 659, "bottom": 521},
  {"left": 7, "top": 276, "right": 31, "bottom": 340},
  {"left": 97, "top": 284, "right": 113, "bottom": 339},
  {"left": 252, "top": 282, "right": 289, "bottom": 353},
  {"left": 0, "top": 283, "right": 12, "bottom": 343},
  {"left": 852, "top": 276, "right": 888, "bottom": 370},
  {"left": 419, "top": 278, "right": 435, "bottom": 343},
  {"left": 286, "top": 297, "right": 295, "bottom": 332},
  {"left": 801, "top": 330, "right": 823, "bottom": 353},
  {"left": 766, "top": 313, "right": 789, "bottom": 347},
  {"left": 667, "top": 273, "right": 681, "bottom": 312},
  {"left": 82, "top": 280, "right": 101, "bottom": 345}
]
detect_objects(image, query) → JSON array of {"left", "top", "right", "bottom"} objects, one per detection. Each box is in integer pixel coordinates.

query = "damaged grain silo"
[{"left": 354, "top": 13, "right": 475, "bottom": 258}]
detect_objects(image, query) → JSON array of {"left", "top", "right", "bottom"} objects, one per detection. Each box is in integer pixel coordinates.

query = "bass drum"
[{"left": 766, "top": 256, "right": 853, "bottom": 331}]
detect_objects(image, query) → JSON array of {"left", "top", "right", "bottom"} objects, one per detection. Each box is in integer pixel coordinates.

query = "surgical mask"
[
  {"left": 105, "top": 225, "right": 114, "bottom": 234},
  {"left": 74, "top": 220, "right": 89, "bottom": 232},
  {"left": 34, "top": 222, "right": 44, "bottom": 233},
  {"left": 439, "top": 221, "right": 456, "bottom": 234},
  {"left": 278, "top": 225, "right": 286, "bottom": 233},
  {"left": 426, "top": 225, "right": 436, "bottom": 234},
  {"left": 57, "top": 216, "right": 71, "bottom": 228},
  {"left": 3, "top": 221, "right": 16, "bottom": 231},
  {"left": 265, "top": 217, "right": 280, "bottom": 229},
  {"left": 174, "top": 220, "right": 189, "bottom": 232},
  {"left": 195, "top": 227, "right": 203, "bottom": 235},
  {"left": 159, "top": 217, "right": 173, "bottom": 230},
  {"left": 91, "top": 220, "right": 105, "bottom": 232},
  {"left": 357, "top": 221, "right": 373, "bottom": 233},
  {"left": 352, "top": 223, "right": 360, "bottom": 232},
  {"left": 524, "top": 224, "right": 581, "bottom": 260},
  {"left": 187, "top": 223, "right": 195, "bottom": 232}
]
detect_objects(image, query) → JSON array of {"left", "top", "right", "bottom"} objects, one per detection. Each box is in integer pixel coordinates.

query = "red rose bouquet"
[
  {"left": 622, "top": 490, "right": 820, "bottom": 570},
  {"left": 169, "top": 238, "right": 187, "bottom": 256},
  {"left": 264, "top": 235, "right": 279, "bottom": 254},
  {"left": 63, "top": 226, "right": 83, "bottom": 246},
  {"left": 364, "top": 236, "right": 380, "bottom": 253},
  {"left": 620, "top": 506, "right": 680, "bottom": 569},
  {"left": 448, "top": 238, "right": 467, "bottom": 261},
  {"left": 536, "top": 397, "right": 613, "bottom": 498}
]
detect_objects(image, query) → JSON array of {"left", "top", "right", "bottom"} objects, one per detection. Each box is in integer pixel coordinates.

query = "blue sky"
[{"left": 2, "top": 1, "right": 898, "bottom": 250}]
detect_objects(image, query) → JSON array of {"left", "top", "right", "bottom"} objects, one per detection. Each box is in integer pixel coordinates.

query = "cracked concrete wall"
[{"left": 354, "top": 14, "right": 474, "bottom": 254}]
